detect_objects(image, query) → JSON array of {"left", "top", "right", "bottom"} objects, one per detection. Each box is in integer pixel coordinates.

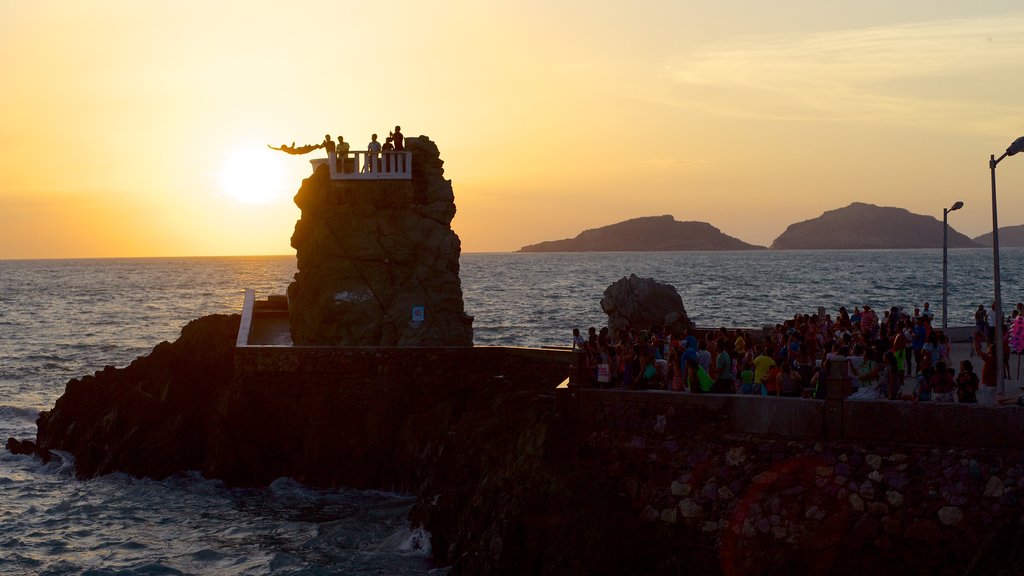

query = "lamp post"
[
  {"left": 989, "top": 136, "right": 1024, "bottom": 397},
  {"left": 942, "top": 200, "right": 964, "bottom": 330}
]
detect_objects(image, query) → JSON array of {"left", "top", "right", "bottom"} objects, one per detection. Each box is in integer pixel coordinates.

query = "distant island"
[
  {"left": 517, "top": 215, "right": 765, "bottom": 252},
  {"left": 770, "top": 202, "right": 980, "bottom": 250},
  {"left": 973, "top": 224, "right": 1024, "bottom": 247},
  {"left": 518, "top": 204, "right": 1008, "bottom": 252}
]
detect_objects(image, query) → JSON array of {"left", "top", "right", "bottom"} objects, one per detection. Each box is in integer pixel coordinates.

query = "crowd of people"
[{"left": 572, "top": 301, "right": 1024, "bottom": 405}]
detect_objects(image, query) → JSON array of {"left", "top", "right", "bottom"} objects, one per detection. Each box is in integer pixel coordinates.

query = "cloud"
[{"left": 663, "top": 13, "right": 1024, "bottom": 131}]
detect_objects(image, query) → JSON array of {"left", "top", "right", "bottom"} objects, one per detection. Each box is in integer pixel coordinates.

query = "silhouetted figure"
[
  {"left": 392, "top": 126, "right": 404, "bottom": 151},
  {"left": 268, "top": 142, "right": 321, "bottom": 155},
  {"left": 364, "top": 133, "right": 381, "bottom": 172},
  {"left": 321, "top": 134, "right": 336, "bottom": 155},
  {"left": 383, "top": 136, "right": 395, "bottom": 152},
  {"left": 322, "top": 134, "right": 337, "bottom": 169},
  {"left": 336, "top": 136, "right": 351, "bottom": 172}
]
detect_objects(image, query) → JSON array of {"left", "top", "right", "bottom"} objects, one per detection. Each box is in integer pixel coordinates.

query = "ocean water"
[{"left": 2, "top": 249, "right": 1024, "bottom": 573}]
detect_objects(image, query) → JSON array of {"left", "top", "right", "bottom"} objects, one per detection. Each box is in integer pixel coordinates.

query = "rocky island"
[
  {"left": 770, "top": 202, "right": 980, "bottom": 250},
  {"left": 518, "top": 215, "right": 764, "bottom": 252}
]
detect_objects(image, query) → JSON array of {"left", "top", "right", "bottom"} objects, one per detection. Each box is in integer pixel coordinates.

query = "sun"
[{"left": 219, "top": 145, "right": 287, "bottom": 203}]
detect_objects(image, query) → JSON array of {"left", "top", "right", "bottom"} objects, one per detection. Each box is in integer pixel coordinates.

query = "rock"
[
  {"left": 859, "top": 480, "right": 875, "bottom": 500},
  {"left": 670, "top": 480, "right": 689, "bottom": 496},
  {"left": 805, "top": 506, "right": 826, "bottom": 521},
  {"left": 641, "top": 505, "right": 661, "bottom": 523},
  {"left": 753, "top": 471, "right": 778, "bottom": 485},
  {"left": 35, "top": 315, "right": 240, "bottom": 479},
  {"left": 678, "top": 499, "right": 702, "bottom": 519},
  {"left": 726, "top": 447, "right": 745, "bottom": 466},
  {"left": 866, "top": 454, "right": 883, "bottom": 470},
  {"left": 661, "top": 508, "right": 678, "bottom": 524},
  {"left": 288, "top": 136, "right": 473, "bottom": 346},
  {"left": 938, "top": 506, "right": 964, "bottom": 526},
  {"left": 599, "top": 275, "right": 692, "bottom": 334},
  {"left": 984, "top": 476, "right": 1005, "bottom": 498},
  {"left": 885, "top": 491, "right": 905, "bottom": 507},
  {"left": 849, "top": 494, "right": 865, "bottom": 512}
]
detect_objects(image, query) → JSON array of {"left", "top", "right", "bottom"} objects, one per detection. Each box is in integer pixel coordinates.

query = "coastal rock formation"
[
  {"left": 974, "top": 224, "right": 1024, "bottom": 247},
  {"left": 770, "top": 202, "right": 981, "bottom": 250},
  {"left": 600, "top": 274, "right": 692, "bottom": 334},
  {"left": 33, "top": 314, "right": 239, "bottom": 479},
  {"left": 518, "top": 215, "right": 764, "bottom": 252},
  {"left": 287, "top": 136, "right": 473, "bottom": 346}
]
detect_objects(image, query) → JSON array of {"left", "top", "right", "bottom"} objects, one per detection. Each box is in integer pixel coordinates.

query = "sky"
[{"left": 2, "top": 0, "right": 1024, "bottom": 258}]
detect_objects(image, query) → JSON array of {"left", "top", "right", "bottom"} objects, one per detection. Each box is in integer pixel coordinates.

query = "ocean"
[{"left": 2, "top": 249, "right": 1023, "bottom": 574}]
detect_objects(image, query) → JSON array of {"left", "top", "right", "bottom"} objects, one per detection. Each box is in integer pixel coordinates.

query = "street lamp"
[
  {"left": 942, "top": 200, "right": 964, "bottom": 330},
  {"left": 989, "top": 135, "right": 1024, "bottom": 397}
]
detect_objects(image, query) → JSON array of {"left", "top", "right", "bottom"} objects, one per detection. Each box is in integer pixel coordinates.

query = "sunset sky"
[{"left": 2, "top": 1, "right": 1024, "bottom": 258}]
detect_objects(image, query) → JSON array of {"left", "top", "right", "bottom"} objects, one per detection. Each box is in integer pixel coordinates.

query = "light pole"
[
  {"left": 942, "top": 200, "right": 964, "bottom": 330},
  {"left": 989, "top": 135, "right": 1024, "bottom": 397}
]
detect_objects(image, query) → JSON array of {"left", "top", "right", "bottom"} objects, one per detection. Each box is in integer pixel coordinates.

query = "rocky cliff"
[
  {"left": 519, "top": 215, "right": 763, "bottom": 252},
  {"left": 771, "top": 203, "right": 981, "bottom": 250},
  {"left": 288, "top": 136, "right": 473, "bottom": 346}
]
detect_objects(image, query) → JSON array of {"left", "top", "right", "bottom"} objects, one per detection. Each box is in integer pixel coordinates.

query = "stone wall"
[
  {"left": 213, "top": 345, "right": 572, "bottom": 489},
  {"left": 560, "top": 388, "right": 1024, "bottom": 575}
]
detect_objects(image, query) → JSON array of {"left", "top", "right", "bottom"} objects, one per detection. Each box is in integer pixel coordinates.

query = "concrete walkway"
[{"left": 892, "top": 341, "right": 1024, "bottom": 402}]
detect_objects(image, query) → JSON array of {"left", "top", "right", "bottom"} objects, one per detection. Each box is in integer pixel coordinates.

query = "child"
[{"left": 739, "top": 362, "right": 756, "bottom": 394}]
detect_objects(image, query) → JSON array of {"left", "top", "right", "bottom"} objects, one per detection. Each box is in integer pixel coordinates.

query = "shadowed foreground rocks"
[
  {"left": 15, "top": 314, "right": 1024, "bottom": 575},
  {"left": 34, "top": 314, "right": 239, "bottom": 478}
]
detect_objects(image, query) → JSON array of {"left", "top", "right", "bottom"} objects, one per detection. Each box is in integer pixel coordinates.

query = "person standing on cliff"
[
  {"left": 392, "top": 126, "right": 404, "bottom": 150},
  {"left": 365, "top": 133, "right": 382, "bottom": 172},
  {"left": 336, "top": 135, "right": 350, "bottom": 172},
  {"left": 321, "top": 134, "right": 336, "bottom": 168}
]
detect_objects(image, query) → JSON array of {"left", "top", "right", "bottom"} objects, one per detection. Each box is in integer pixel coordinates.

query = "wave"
[{"left": 0, "top": 405, "right": 44, "bottom": 421}]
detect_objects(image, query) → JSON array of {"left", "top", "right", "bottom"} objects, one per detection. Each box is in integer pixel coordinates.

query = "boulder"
[{"left": 600, "top": 274, "right": 692, "bottom": 334}]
